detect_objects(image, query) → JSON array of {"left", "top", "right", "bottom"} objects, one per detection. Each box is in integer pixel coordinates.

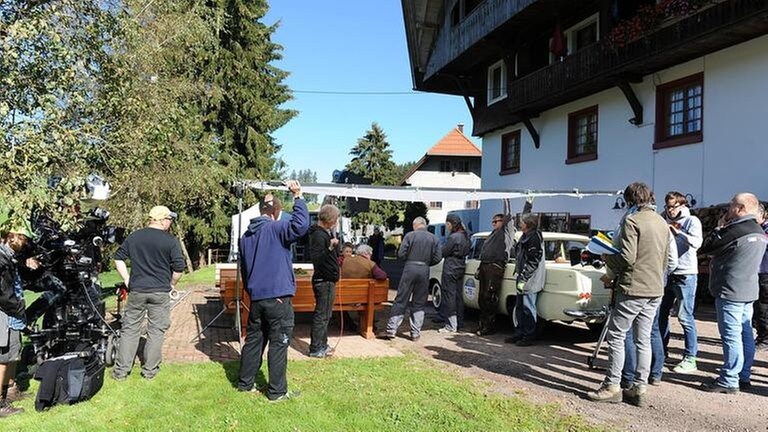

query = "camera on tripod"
[
  {"left": 18, "top": 174, "right": 126, "bottom": 410},
  {"left": 24, "top": 207, "right": 125, "bottom": 366}
]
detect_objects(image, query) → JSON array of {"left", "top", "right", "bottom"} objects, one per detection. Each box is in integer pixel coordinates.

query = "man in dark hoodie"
[
  {"left": 308, "top": 204, "right": 340, "bottom": 358},
  {"left": 237, "top": 180, "right": 309, "bottom": 402},
  {"left": 699, "top": 193, "right": 767, "bottom": 393}
]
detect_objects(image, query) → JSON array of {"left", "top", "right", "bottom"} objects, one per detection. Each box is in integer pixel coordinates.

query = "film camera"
[{"left": 23, "top": 207, "right": 125, "bottom": 367}]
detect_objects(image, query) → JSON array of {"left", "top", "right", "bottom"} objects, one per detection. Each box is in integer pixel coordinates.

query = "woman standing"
[{"left": 438, "top": 214, "right": 471, "bottom": 333}]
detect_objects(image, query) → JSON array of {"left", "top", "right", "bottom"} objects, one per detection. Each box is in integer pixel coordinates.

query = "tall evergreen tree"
[
  {"left": 205, "top": 0, "right": 296, "bottom": 180},
  {"left": 403, "top": 202, "right": 429, "bottom": 234},
  {"left": 345, "top": 123, "right": 401, "bottom": 225}
]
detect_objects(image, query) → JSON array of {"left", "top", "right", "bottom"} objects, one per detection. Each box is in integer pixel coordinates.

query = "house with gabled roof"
[
  {"left": 402, "top": 0, "right": 768, "bottom": 231},
  {"left": 401, "top": 123, "right": 482, "bottom": 224}
]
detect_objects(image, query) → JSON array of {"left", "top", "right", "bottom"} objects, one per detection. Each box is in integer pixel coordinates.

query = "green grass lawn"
[{"left": 3, "top": 355, "right": 600, "bottom": 432}]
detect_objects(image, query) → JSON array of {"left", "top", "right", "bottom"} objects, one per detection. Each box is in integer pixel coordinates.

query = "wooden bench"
[
  {"left": 293, "top": 278, "right": 390, "bottom": 339},
  {"left": 215, "top": 264, "right": 389, "bottom": 339}
]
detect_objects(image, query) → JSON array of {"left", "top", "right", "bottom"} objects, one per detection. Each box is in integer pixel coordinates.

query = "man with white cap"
[{"left": 111, "top": 205, "right": 185, "bottom": 381}]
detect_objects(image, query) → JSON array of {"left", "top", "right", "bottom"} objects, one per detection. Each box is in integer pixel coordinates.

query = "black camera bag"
[{"left": 34, "top": 352, "right": 105, "bottom": 411}]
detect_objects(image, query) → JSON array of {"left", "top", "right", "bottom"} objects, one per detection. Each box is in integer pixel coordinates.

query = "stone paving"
[{"left": 162, "top": 287, "right": 401, "bottom": 364}]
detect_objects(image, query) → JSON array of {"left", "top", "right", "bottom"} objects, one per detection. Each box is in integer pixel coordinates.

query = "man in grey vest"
[{"left": 378, "top": 217, "right": 441, "bottom": 342}]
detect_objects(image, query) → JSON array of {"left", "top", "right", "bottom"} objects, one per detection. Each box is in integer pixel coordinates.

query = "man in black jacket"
[
  {"left": 476, "top": 199, "right": 516, "bottom": 336},
  {"left": 506, "top": 213, "right": 544, "bottom": 346},
  {"left": 308, "top": 204, "right": 340, "bottom": 358},
  {"left": 699, "top": 193, "right": 767, "bottom": 393}
]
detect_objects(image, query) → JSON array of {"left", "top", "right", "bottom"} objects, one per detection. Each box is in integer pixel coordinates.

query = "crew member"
[
  {"left": 237, "top": 181, "right": 308, "bottom": 401},
  {"left": 437, "top": 214, "right": 470, "bottom": 334},
  {"left": 378, "top": 217, "right": 441, "bottom": 342},
  {"left": 112, "top": 205, "right": 185, "bottom": 381},
  {"left": 308, "top": 204, "right": 341, "bottom": 359},
  {"left": 475, "top": 199, "right": 515, "bottom": 336}
]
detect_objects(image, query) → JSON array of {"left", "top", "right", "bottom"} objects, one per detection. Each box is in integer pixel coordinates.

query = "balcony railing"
[{"left": 505, "top": 0, "right": 768, "bottom": 116}]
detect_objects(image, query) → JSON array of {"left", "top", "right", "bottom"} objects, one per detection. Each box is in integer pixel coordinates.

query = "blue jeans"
[
  {"left": 622, "top": 304, "right": 664, "bottom": 383},
  {"left": 714, "top": 298, "right": 755, "bottom": 388},
  {"left": 513, "top": 291, "right": 538, "bottom": 339},
  {"left": 659, "top": 274, "right": 698, "bottom": 358}
]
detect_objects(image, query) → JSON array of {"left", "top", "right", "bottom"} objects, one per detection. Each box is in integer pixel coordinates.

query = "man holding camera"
[
  {"left": 0, "top": 221, "right": 34, "bottom": 418},
  {"left": 111, "top": 205, "right": 185, "bottom": 381},
  {"left": 237, "top": 180, "right": 308, "bottom": 401}
]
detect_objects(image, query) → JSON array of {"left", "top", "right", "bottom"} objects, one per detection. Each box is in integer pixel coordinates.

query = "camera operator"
[
  {"left": 0, "top": 221, "right": 37, "bottom": 418},
  {"left": 111, "top": 206, "right": 185, "bottom": 381}
]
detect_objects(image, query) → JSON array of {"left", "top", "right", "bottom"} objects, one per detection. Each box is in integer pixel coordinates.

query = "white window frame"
[
  {"left": 487, "top": 60, "right": 507, "bottom": 106},
  {"left": 549, "top": 13, "right": 600, "bottom": 64}
]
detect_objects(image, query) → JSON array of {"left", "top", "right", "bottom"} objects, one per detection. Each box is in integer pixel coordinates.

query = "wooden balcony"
[{"left": 474, "top": 0, "right": 768, "bottom": 136}]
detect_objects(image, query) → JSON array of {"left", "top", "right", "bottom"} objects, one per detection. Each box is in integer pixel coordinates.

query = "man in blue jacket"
[{"left": 237, "top": 180, "right": 309, "bottom": 401}]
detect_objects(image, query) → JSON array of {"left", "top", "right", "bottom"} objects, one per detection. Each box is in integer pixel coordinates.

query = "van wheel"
[{"left": 430, "top": 280, "right": 442, "bottom": 309}]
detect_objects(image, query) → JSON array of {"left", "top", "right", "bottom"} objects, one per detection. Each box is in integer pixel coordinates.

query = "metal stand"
[{"left": 191, "top": 183, "right": 246, "bottom": 350}]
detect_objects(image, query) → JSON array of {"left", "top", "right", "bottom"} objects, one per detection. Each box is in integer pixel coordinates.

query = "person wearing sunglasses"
[{"left": 475, "top": 199, "right": 515, "bottom": 336}]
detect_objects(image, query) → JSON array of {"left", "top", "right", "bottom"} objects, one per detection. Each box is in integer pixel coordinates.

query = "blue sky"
[{"left": 264, "top": 1, "right": 478, "bottom": 182}]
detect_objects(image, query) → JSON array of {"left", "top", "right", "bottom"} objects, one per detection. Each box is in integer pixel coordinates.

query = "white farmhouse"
[
  {"left": 401, "top": 124, "right": 482, "bottom": 224},
  {"left": 402, "top": 0, "right": 768, "bottom": 231}
]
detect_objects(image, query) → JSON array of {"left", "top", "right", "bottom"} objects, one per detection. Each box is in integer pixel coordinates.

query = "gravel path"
[{"left": 376, "top": 304, "right": 768, "bottom": 431}]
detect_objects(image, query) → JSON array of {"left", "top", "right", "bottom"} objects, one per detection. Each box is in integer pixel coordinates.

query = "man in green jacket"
[{"left": 587, "top": 182, "right": 670, "bottom": 407}]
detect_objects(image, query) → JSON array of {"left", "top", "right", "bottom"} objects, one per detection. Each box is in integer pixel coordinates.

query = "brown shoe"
[
  {"left": 5, "top": 385, "right": 24, "bottom": 402},
  {"left": 623, "top": 384, "right": 648, "bottom": 407},
  {"left": 0, "top": 399, "right": 23, "bottom": 417},
  {"left": 376, "top": 332, "right": 395, "bottom": 340},
  {"left": 586, "top": 383, "right": 622, "bottom": 403}
]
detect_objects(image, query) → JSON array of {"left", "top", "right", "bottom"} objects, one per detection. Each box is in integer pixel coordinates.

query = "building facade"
[
  {"left": 402, "top": 0, "right": 768, "bottom": 231},
  {"left": 401, "top": 124, "right": 482, "bottom": 223}
]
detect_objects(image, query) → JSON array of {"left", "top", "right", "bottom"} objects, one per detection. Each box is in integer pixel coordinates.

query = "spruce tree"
[
  {"left": 345, "top": 123, "right": 401, "bottom": 225},
  {"left": 206, "top": 0, "right": 296, "bottom": 180}
]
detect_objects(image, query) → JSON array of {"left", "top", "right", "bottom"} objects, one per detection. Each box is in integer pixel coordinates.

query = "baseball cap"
[{"left": 149, "top": 206, "right": 178, "bottom": 221}]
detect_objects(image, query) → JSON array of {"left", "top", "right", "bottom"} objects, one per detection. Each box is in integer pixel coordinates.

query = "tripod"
[{"left": 191, "top": 183, "right": 246, "bottom": 349}]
